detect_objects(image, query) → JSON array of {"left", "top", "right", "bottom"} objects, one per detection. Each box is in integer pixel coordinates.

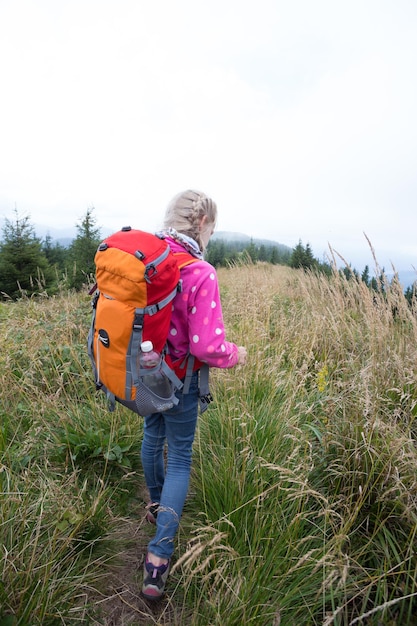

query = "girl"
[{"left": 141, "top": 189, "right": 247, "bottom": 600}]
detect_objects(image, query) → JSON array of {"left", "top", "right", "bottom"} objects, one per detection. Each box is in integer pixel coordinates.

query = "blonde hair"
[{"left": 163, "top": 189, "right": 217, "bottom": 250}]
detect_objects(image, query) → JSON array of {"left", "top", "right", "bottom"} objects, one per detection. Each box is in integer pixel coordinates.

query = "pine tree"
[
  {"left": 304, "top": 243, "right": 316, "bottom": 268},
  {"left": 290, "top": 240, "right": 317, "bottom": 270},
  {"left": 245, "top": 239, "right": 258, "bottom": 263},
  {"left": 258, "top": 244, "right": 268, "bottom": 262},
  {"left": 206, "top": 239, "right": 227, "bottom": 267},
  {"left": 67, "top": 207, "right": 102, "bottom": 290},
  {"left": 361, "top": 265, "right": 370, "bottom": 286},
  {"left": 42, "top": 234, "right": 68, "bottom": 272},
  {"left": 405, "top": 283, "right": 416, "bottom": 307},
  {"left": 0, "top": 209, "right": 53, "bottom": 299}
]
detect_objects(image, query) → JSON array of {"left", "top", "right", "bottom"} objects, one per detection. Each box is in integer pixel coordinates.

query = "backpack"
[{"left": 87, "top": 226, "right": 211, "bottom": 415}]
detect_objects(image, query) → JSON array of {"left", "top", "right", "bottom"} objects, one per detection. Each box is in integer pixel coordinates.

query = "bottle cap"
[{"left": 141, "top": 340, "right": 154, "bottom": 353}]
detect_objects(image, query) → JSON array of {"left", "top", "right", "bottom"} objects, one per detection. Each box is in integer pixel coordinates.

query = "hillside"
[
  {"left": 34, "top": 224, "right": 293, "bottom": 253},
  {"left": 2, "top": 263, "right": 417, "bottom": 624},
  {"left": 211, "top": 230, "right": 292, "bottom": 253}
]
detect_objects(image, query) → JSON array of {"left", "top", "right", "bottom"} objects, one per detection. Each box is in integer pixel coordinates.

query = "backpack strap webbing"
[
  {"left": 182, "top": 355, "right": 195, "bottom": 394},
  {"left": 107, "top": 390, "right": 116, "bottom": 412},
  {"left": 172, "top": 251, "right": 212, "bottom": 412},
  {"left": 198, "top": 364, "right": 212, "bottom": 413},
  {"left": 181, "top": 356, "right": 212, "bottom": 413},
  {"left": 144, "top": 286, "right": 179, "bottom": 316}
]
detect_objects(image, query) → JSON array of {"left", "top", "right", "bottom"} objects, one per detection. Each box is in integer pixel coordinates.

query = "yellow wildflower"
[{"left": 316, "top": 364, "right": 329, "bottom": 393}]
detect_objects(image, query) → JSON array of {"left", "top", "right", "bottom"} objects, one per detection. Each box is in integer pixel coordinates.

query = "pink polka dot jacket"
[{"left": 165, "top": 236, "right": 240, "bottom": 373}]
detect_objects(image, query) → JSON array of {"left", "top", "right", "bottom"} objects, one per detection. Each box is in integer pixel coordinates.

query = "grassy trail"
[{"left": 2, "top": 262, "right": 417, "bottom": 624}]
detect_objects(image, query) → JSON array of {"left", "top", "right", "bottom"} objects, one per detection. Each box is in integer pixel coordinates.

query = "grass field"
[{"left": 1, "top": 261, "right": 417, "bottom": 625}]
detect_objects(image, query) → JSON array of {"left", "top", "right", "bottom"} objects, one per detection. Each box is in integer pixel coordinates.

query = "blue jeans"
[{"left": 141, "top": 371, "right": 199, "bottom": 560}]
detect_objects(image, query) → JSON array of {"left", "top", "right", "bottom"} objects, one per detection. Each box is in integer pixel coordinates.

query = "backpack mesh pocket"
[{"left": 135, "top": 380, "right": 176, "bottom": 415}]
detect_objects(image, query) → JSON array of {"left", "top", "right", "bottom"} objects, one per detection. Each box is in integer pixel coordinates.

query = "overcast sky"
[{"left": 1, "top": 0, "right": 416, "bottom": 274}]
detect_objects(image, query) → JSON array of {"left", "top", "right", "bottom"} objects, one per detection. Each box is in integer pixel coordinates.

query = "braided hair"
[{"left": 163, "top": 190, "right": 217, "bottom": 251}]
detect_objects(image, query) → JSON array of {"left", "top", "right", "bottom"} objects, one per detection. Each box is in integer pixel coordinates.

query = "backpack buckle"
[
  {"left": 145, "top": 264, "right": 157, "bottom": 282},
  {"left": 133, "top": 313, "right": 144, "bottom": 331},
  {"left": 199, "top": 392, "right": 213, "bottom": 405}
]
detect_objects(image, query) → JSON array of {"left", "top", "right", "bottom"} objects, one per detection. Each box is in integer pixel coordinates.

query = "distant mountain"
[
  {"left": 30, "top": 224, "right": 417, "bottom": 289},
  {"left": 212, "top": 231, "right": 252, "bottom": 242},
  {"left": 34, "top": 224, "right": 112, "bottom": 248},
  {"left": 35, "top": 224, "right": 77, "bottom": 240},
  {"left": 212, "top": 231, "right": 292, "bottom": 253},
  {"left": 35, "top": 225, "right": 293, "bottom": 253},
  {"left": 34, "top": 224, "right": 76, "bottom": 248}
]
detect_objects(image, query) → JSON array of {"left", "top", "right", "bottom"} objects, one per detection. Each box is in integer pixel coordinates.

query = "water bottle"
[
  {"left": 140, "top": 340, "right": 160, "bottom": 368},
  {"left": 139, "top": 341, "right": 171, "bottom": 398}
]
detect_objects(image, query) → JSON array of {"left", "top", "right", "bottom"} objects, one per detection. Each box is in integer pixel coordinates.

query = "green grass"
[
  {"left": 1, "top": 264, "right": 417, "bottom": 624},
  {"left": 181, "top": 263, "right": 417, "bottom": 625},
  {"left": 0, "top": 293, "right": 144, "bottom": 624}
]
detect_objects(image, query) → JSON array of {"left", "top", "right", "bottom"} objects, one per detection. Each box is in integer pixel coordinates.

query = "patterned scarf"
[{"left": 156, "top": 228, "right": 204, "bottom": 260}]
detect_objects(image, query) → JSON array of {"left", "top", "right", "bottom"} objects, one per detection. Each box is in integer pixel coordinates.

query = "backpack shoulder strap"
[
  {"left": 173, "top": 251, "right": 200, "bottom": 269},
  {"left": 171, "top": 252, "right": 212, "bottom": 412}
]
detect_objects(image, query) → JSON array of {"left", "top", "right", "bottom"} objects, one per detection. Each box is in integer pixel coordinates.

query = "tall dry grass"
[
  {"left": 1, "top": 260, "right": 417, "bottom": 624},
  {"left": 180, "top": 261, "right": 417, "bottom": 625}
]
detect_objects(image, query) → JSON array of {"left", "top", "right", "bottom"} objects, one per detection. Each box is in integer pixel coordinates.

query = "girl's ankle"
[{"left": 147, "top": 552, "right": 169, "bottom": 567}]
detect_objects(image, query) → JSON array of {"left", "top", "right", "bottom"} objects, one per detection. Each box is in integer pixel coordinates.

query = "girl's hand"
[{"left": 237, "top": 346, "right": 247, "bottom": 365}]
